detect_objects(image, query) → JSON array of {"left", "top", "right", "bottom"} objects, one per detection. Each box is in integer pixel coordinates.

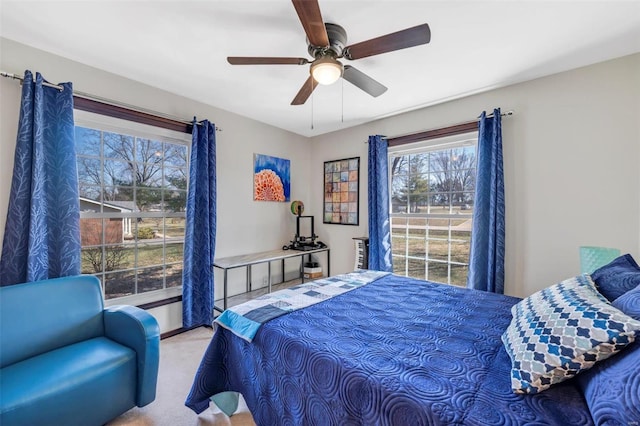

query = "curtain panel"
[
  {"left": 467, "top": 108, "right": 505, "bottom": 293},
  {"left": 367, "top": 135, "right": 393, "bottom": 272},
  {"left": 0, "top": 70, "right": 80, "bottom": 286},
  {"left": 182, "top": 119, "right": 217, "bottom": 328}
]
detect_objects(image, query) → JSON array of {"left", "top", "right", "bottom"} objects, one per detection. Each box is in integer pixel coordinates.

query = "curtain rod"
[
  {"left": 1, "top": 71, "right": 222, "bottom": 133},
  {"left": 365, "top": 110, "right": 514, "bottom": 146}
]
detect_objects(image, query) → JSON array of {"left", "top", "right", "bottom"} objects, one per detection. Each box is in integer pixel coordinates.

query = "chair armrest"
[{"left": 104, "top": 305, "right": 160, "bottom": 407}]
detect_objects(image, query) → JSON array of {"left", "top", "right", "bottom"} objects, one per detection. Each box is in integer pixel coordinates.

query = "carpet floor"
[{"left": 107, "top": 327, "right": 256, "bottom": 426}]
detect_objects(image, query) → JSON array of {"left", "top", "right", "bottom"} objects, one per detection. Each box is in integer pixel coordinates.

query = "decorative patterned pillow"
[
  {"left": 576, "top": 283, "right": 640, "bottom": 424},
  {"left": 590, "top": 253, "right": 640, "bottom": 302},
  {"left": 501, "top": 275, "right": 640, "bottom": 394}
]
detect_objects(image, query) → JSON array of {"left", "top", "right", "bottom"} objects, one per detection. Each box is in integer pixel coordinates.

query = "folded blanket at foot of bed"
[{"left": 214, "top": 270, "right": 389, "bottom": 341}]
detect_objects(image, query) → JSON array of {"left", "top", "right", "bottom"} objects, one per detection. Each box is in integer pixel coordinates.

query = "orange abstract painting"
[{"left": 254, "top": 154, "right": 290, "bottom": 202}]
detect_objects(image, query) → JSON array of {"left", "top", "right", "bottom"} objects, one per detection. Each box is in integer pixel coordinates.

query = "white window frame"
[
  {"left": 388, "top": 132, "right": 478, "bottom": 286},
  {"left": 74, "top": 110, "right": 191, "bottom": 307}
]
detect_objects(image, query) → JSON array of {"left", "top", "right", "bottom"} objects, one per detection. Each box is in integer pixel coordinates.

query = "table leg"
[
  {"left": 281, "top": 259, "right": 285, "bottom": 283},
  {"left": 223, "top": 268, "right": 228, "bottom": 310},
  {"left": 327, "top": 249, "right": 330, "bottom": 277},
  {"left": 268, "top": 261, "right": 272, "bottom": 293},
  {"left": 247, "top": 265, "right": 251, "bottom": 292},
  {"left": 300, "top": 256, "right": 305, "bottom": 283}
]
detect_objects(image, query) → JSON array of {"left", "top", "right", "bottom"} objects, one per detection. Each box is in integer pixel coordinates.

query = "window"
[
  {"left": 389, "top": 133, "right": 477, "bottom": 286},
  {"left": 75, "top": 111, "right": 190, "bottom": 302}
]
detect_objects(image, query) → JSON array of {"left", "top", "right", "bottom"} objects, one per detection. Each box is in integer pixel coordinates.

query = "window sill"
[{"left": 104, "top": 286, "right": 182, "bottom": 309}]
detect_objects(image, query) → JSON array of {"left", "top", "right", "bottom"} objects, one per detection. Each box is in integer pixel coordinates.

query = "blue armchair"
[{"left": 0, "top": 275, "right": 160, "bottom": 426}]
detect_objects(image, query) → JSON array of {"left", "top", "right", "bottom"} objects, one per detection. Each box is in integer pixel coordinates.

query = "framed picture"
[
  {"left": 323, "top": 157, "right": 359, "bottom": 225},
  {"left": 254, "top": 153, "right": 290, "bottom": 202}
]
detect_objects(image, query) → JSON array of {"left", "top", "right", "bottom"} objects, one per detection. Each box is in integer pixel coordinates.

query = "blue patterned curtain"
[
  {"left": 182, "top": 119, "right": 217, "bottom": 328},
  {"left": 0, "top": 71, "right": 80, "bottom": 286},
  {"left": 367, "top": 135, "right": 393, "bottom": 272},
  {"left": 467, "top": 109, "right": 505, "bottom": 293}
]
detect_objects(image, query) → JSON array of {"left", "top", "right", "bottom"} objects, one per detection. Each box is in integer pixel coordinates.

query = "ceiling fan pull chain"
[
  {"left": 311, "top": 79, "right": 314, "bottom": 130},
  {"left": 341, "top": 78, "right": 344, "bottom": 123}
]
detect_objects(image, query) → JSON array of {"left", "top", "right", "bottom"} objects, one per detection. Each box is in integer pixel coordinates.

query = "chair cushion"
[
  {"left": 590, "top": 254, "right": 640, "bottom": 302},
  {"left": 0, "top": 337, "right": 136, "bottom": 426},
  {"left": 501, "top": 275, "right": 640, "bottom": 394}
]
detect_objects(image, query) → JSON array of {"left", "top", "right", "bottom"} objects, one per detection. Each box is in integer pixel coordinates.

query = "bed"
[{"left": 185, "top": 271, "right": 639, "bottom": 425}]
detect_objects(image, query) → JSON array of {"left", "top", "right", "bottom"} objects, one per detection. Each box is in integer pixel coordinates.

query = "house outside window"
[
  {"left": 74, "top": 111, "right": 190, "bottom": 302},
  {"left": 389, "top": 133, "right": 477, "bottom": 286}
]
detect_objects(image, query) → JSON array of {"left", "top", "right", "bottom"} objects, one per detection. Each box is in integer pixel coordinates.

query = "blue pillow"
[
  {"left": 576, "top": 284, "right": 640, "bottom": 424},
  {"left": 613, "top": 284, "right": 640, "bottom": 318},
  {"left": 590, "top": 254, "right": 640, "bottom": 302},
  {"left": 501, "top": 275, "right": 640, "bottom": 394}
]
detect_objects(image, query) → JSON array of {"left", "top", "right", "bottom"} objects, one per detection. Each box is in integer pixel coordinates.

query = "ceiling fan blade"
[
  {"left": 291, "top": 76, "right": 319, "bottom": 105},
  {"left": 342, "top": 65, "right": 387, "bottom": 97},
  {"left": 228, "top": 57, "right": 309, "bottom": 65},
  {"left": 343, "top": 23, "right": 431, "bottom": 60},
  {"left": 292, "top": 0, "right": 329, "bottom": 47}
]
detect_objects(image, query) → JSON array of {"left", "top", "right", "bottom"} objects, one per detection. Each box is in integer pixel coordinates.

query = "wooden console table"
[{"left": 213, "top": 247, "right": 330, "bottom": 312}]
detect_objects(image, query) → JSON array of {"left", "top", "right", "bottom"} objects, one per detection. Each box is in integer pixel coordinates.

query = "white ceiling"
[{"left": 2, "top": 1, "right": 640, "bottom": 137}]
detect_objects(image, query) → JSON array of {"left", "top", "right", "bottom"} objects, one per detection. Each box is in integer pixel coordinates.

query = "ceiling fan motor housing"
[{"left": 307, "top": 23, "right": 347, "bottom": 58}]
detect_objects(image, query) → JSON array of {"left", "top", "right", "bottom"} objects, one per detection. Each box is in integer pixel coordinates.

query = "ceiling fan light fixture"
[{"left": 310, "top": 57, "right": 343, "bottom": 85}]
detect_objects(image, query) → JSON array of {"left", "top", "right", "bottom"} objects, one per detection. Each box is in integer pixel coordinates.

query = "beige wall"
[
  {"left": 2, "top": 37, "right": 639, "bottom": 331},
  {"left": 310, "top": 53, "right": 640, "bottom": 298}
]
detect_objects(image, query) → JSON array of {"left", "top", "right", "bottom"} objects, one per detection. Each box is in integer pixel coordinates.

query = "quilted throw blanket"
[{"left": 214, "top": 270, "right": 389, "bottom": 341}]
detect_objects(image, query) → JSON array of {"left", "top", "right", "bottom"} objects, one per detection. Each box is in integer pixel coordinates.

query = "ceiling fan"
[{"left": 227, "top": 0, "right": 431, "bottom": 105}]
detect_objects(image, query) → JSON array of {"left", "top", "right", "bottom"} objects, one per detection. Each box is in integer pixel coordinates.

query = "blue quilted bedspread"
[{"left": 186, "top": 274, "right": 592, "bottom": 425}]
